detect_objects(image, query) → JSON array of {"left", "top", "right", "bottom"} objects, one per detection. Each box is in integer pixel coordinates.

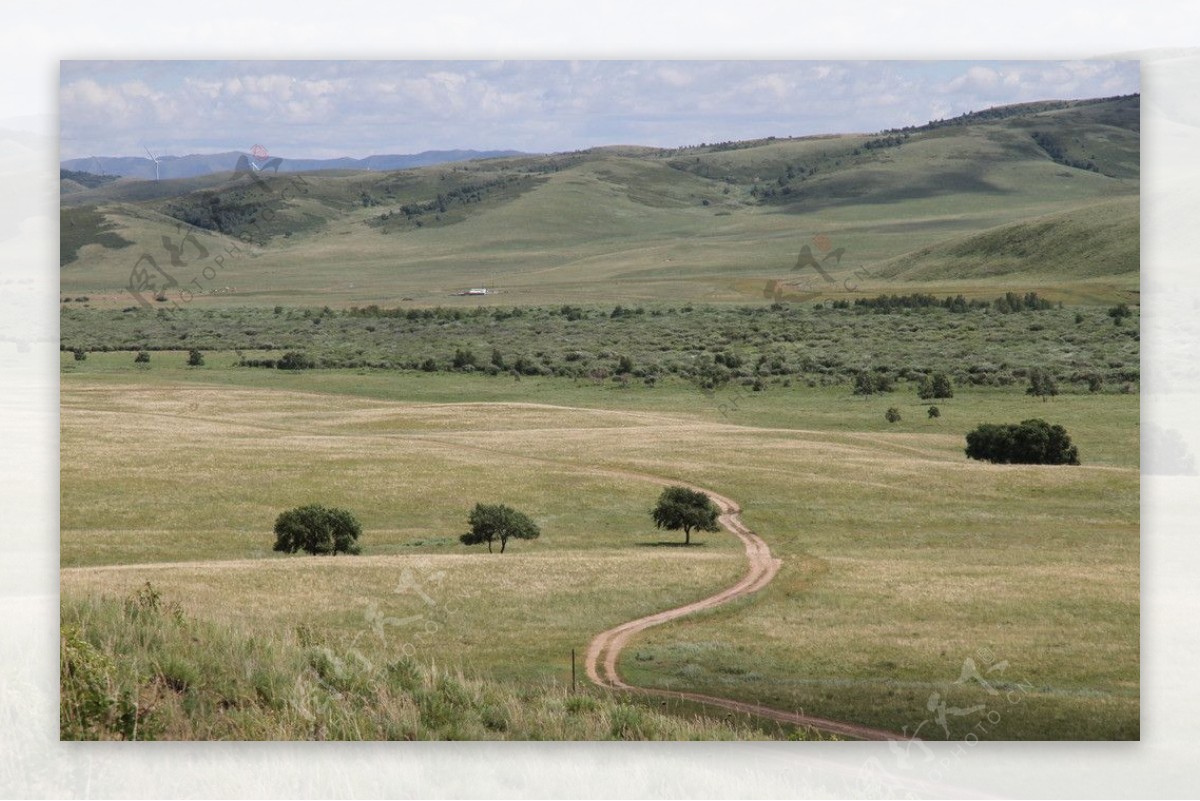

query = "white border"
[{"left": 4, "top": 2, "right": 1199, "bottom": 797}]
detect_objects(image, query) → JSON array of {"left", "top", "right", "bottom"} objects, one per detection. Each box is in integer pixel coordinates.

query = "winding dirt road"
[{"left": 584, "top": 481, "right": 907, "bottom": 741}]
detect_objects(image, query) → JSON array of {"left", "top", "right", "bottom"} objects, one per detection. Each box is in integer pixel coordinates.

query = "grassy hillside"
[
  {"left": 874, "top": 196, "right": 1139, "bottom": 281},
  {"left": 59, "top": 96, "right": 1139, "bottom": 307}
]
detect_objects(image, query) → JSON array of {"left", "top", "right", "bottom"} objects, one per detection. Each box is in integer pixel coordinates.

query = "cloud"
[{"left": 58, "top": 60, "right": 1140, "bottom": 160}]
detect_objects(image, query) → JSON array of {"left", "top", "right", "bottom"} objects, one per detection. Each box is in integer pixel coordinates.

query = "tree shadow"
[{"left": 636, "top": 541, "right": 706, "bottom": 548}]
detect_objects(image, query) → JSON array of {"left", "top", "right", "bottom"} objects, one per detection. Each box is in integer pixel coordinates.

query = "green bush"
[
  {"left": 918, "top": 372, "right": 953, "bottom": 399},
  {"left": 965, "top": 419, "right": 1080, "bottom": 465},
  {"left": 273, "top": 504, "right": 363, "bottom": 556},
  {"left": 187, "top": 348, "right": 204, "bottom": 367}
]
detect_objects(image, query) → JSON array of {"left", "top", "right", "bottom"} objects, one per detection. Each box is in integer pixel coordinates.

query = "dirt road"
[{"left": 583, "top": 481, "right": 907, "bottom": 742}]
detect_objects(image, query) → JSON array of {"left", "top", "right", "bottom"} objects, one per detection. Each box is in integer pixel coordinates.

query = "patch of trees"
[
  {"left": 60, "top": 168, "right": 119, "bottom": 189},
  {"left": 460, "top": 503, "right": 541, "bottom": 553},
  {"left": 861, "top": 134, "right": 906, "bottom": 150},
  {"left": 238, "top": 351, "right": 315, "bottom": 370},
  {"left": 273, "top": 504, "right": 363, "bottom": 555},
  {"left": 965, "top": 419, "right": 1080, "bottom": 465},
  {"left": 1030, "top": 131, "right": 1100, "bottom": 173},
  {"left": 378, "top": 175, "right": 536, "bottom": 225},
  {"left": 167, "top": 192, "right": 275, "bottom": 240},
  {"left": 650, "top": 486, "right": 720, "bottom": 545},
  {"left": 993, "top": 292, "right": 1055, "bottom": 313}
]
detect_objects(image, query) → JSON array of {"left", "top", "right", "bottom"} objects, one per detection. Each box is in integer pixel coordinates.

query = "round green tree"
[
  {"left": 460, "top": 503, "right": 541, "bottom": 553},
  {"left": 650, "top": 486, "right": 720, "bottom": 545},
  {"left": 273, "top": 504, "right": 362, "bottom": 555}
]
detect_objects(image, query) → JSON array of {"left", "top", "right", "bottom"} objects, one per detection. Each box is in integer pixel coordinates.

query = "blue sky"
[{"left": 59, "top": 60, "right": 1140, "bottom": 160}]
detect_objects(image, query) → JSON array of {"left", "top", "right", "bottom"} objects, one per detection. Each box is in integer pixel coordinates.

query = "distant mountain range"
[{"left": 59, "top": 149, "right": 529, "bottom": 181}]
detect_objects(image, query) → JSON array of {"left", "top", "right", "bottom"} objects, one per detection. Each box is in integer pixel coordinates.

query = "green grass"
[
  {"left": 61, "top": 365, "right": 1138, "bottom": 739},
  {"left": 62, "top": 587, "right": 792, "bottom": 740}
]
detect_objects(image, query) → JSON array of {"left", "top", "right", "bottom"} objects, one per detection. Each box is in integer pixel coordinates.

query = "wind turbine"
[{"left": 144, "top": 145, "right": 160, "bottom": 181}]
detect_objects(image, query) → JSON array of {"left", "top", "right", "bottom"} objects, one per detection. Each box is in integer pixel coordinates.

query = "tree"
[
  {"left": 187, "top": 348, "right": 204, "bottom": 367},
  {"left": 885, "top": 407, "right": 902, "bottom": 423},
  {"left": 273, "top": 504, "right": 362, "bottom": 556},
  {"left": 965, "top": 419, "right": 1080, "bottom": 465},
  {"left": 1026, "top": 368, "right": 1058, "bottom": 401},
  {"left": 918, "top": 372, "right": 954, "bottom": 400},
  {"left": 460, "top": 503, "right": 540, "bottom": 553},
  {"left": 927, "top": 405, "right": 941, "bottom": 419},
  {"left": 650, "top": 486, "right": 720, "bottom": 545}
]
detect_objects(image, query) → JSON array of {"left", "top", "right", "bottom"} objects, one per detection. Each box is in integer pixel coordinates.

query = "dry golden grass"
[{"left": 61, "top": 374, "right": 1138, "bottom": 738}]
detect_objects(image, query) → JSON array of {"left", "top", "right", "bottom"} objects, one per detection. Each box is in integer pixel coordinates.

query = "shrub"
[
  {"left": 928, "top": 405, "right": 940, "bottom": 419},
  {"left": 187, "top": 348, "right": 205, "bottom": 367},
  {"left": 72, "top": 347, "right": 87, "bottom": 361},
  {"left": 918, "top": 372, "right": 954, "bottom": 400},
  {"left": 1026, "top": 368, "right": 1058, "bottom": 400},
  {"left": 885, "top": 407, "right": 902, "bottom": 423},
  {"left": 272, "top": 504, "right": 363, "bottom": 555},
  {"left": 452, "top": 348, "right": 477, "bottom": 370},
  {"left": 965, "top": 419, "right": 1080, "bottom": 465},
  {"left": 277, "top": 351, "right": 315, "bottom": 370},
  {"left": 134, "top": 350, "right": 150, "bottom": 364}
]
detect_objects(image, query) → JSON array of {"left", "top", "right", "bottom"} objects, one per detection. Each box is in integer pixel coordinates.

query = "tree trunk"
[
  {"left": 500, "top": 537, "right": 507, "bottom": 553},
  {"left": 685, "top": 527, "right": 691, "bottom": 545},
  {"left": 487, "top": 539, "right": 492, "bottom": 553}
]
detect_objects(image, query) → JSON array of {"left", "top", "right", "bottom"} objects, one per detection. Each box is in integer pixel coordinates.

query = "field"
[
  {"left": 60, "top": 95, "right": 1140, "bottom": 741},
  {"left": 61, "top": 348, "right": 1138, "bottom": 740}
]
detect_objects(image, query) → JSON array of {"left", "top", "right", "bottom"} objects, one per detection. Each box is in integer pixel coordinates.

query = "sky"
[{"left": 59, "top": 60, "right": 1140, "bottom": 161}]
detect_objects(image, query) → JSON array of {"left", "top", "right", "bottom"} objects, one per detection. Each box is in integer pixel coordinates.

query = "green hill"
[
  {"left": 872, "top": 196, "right": 1139, "bottom": 281},
  {"left": 60, "top": 95, "right": 1139, "bottom": 307}
]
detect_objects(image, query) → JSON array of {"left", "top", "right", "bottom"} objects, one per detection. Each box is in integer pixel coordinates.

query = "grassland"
[
  {"left": 60, "top": 93, "right": 1140, "bottom": 741},
  {"left": 61, "top": 356, "right": 1138, "bottom": 740}
]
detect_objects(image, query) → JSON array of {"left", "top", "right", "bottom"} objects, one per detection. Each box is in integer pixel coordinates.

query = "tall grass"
[{"left": 61, "top": 584, "right": 801, "bottom": 741}]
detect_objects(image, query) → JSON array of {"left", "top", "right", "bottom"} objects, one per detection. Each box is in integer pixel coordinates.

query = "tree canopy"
[
  {"left": 650, "top": 486, "right": 721, "bottom": 545},
  {"left": 965, "top": 418, "right": 1080, "bottom": 465},
  {"left": 273, "top": 504, "right": 362, "bottom": 555},
  {"left": 460, "top": 503, "right": 541, "bottom": 553}
]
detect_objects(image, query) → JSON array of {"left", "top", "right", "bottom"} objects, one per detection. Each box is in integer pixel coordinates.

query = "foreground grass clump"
[{"left": 61, "top": 586, "right": 792, "bottom": 741}]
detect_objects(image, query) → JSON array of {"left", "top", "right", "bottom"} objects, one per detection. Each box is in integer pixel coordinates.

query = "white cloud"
[{"left": 58, "top": 60, "right": 1140, "bottom": 160}]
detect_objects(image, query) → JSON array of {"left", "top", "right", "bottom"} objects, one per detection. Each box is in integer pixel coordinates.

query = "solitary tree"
[
  {"left": 187, "top": 348, "right": 205, "bottom": 367},
  {"left": 460, "top": 503, "right": 540, "bottom": 553},
  {"left": 650, "top": 486, "right": 720, "bottom": 545},
  {"left": 273, "top": 504, "right": 363, "bottom": 555},
  {"left": 927, "top": 405, "right": 941, "bottom": 419}
]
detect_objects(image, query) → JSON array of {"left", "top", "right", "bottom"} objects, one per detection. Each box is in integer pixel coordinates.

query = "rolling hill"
[
  {"left": 60, "top": 149, "right": 528, "bottom": 181},
  {"left": 59, "top": 94, "right": 1139, "bottom": 307}
]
